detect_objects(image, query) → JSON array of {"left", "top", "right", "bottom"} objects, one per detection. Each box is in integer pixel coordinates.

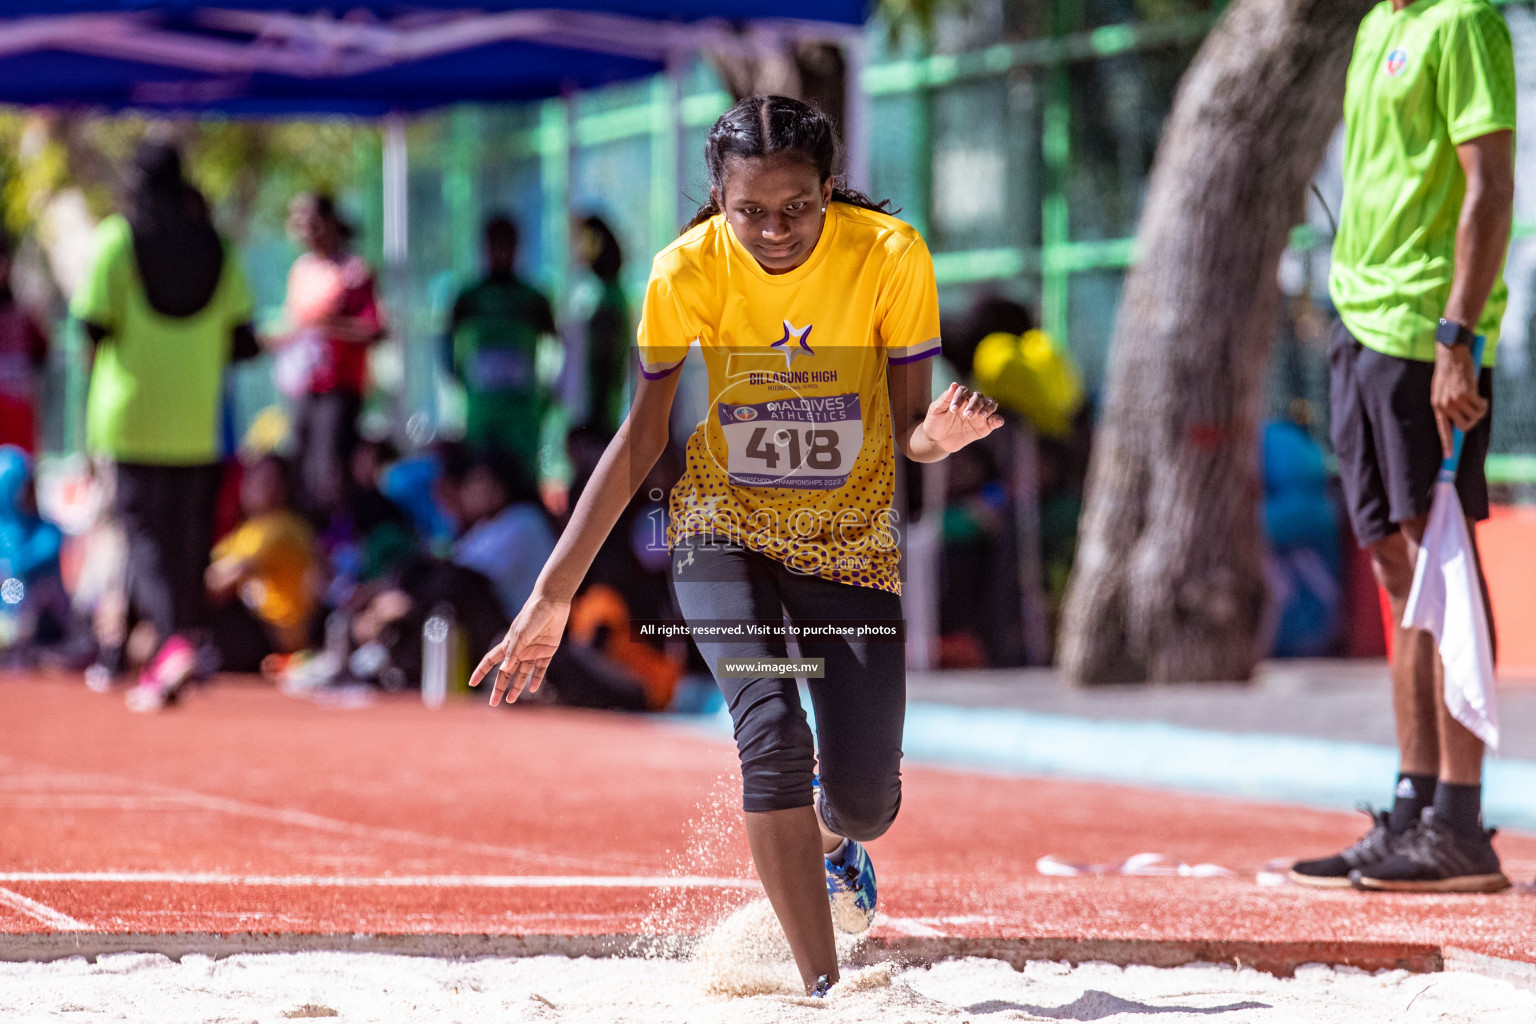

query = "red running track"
[{"left": 0, "top": 676, "right": 1533, "bottom": 974}]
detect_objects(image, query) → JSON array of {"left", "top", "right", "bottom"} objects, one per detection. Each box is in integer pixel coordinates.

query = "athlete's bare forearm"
[
  {"left": 901, "top": 421, "right": 950, "bottom": 463},
  {"left": 530, "top": 370, "right": 680, "bottom": 602},
  {"left": 1444, "top": 130, "right": 1514, "bottom": 330},
  {"left": 888, "top": 355, "right": 945, "bottom": 463}
]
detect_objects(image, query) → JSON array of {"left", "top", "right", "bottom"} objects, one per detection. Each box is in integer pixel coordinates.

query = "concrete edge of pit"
[
  {"left": 856, "top": 935, "right": 1444, "bottom": 977},
  {"left": 0, "top": 931, "right": 1452, "bottom": 978},
  {"left": 1442, "top": 946, "right": 1536, "bottom": 994}
]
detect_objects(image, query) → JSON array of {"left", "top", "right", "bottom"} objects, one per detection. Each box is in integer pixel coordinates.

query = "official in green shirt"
[
  {"left": 1294, "top": 0, "right": 1516, "bottom": 893},
  {"left": 70, "top": 140, "right": 259, "bottom": 709},
  {"left": 445, "top": 216, "right": 559, "bottom": 477}
]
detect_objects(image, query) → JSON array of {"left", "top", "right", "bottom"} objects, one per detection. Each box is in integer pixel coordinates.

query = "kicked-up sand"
[{"left": 3, "top": 900, "right": 1534, "bottom": 1024}]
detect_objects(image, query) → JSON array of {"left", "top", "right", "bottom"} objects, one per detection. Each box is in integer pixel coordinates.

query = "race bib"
[
  {"left": 717, "top": 393, "right": 862, "bottom": 490},
  {"left": 469, "top": 348, "right": 534, "bottom": 392}
]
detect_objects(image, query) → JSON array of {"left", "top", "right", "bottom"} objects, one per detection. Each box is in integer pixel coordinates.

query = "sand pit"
[
  {"left": 4, "top": 948, "right": 1534, "bottom": 1023},
  {"left": 4, "top": 904, "right": 1535, "bottom": 1024}
]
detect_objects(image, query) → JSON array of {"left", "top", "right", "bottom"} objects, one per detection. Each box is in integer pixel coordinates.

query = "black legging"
[
  {"left": 293, "top": 390, "right": 363, "bottom": 523},
  {"left": 668, "top": 533, "right": 905, "bottom": 842},
  {"left": 114, "top": 462, "right": 221, "bottom": 645}
]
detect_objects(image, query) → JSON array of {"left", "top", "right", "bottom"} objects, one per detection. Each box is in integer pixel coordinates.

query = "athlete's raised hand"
[
  {"left": 924, "top": 382, "right": 1005, "bottom": 453},
  {"left": 469, "top": 595, "right": 571, "bottom": 706}
]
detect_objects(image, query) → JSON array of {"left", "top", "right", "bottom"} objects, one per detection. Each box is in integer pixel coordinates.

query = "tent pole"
[
  {"left": 382, "top": 112, "right": 412, "bottom": 443},
  {"left": 650, "top": 49, "right": 686, "bottom": 253},
  {"left": 559, "top": 86, "right": 578, "bottom": 304},
  {"left": 842, "top": 30, "right": 868, "bottom": 191}
]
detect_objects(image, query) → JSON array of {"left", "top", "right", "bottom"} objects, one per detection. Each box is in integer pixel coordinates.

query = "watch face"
[{"left": 1436, "top": 320, "right": 1471, "bottom": 347}]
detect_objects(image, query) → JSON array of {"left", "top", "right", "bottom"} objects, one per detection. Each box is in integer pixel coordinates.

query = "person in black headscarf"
[{"left": 71, "top": 139, "right": 260, "bottom": 711}]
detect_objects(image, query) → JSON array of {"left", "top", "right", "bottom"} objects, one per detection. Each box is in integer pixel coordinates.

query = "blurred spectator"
[
  {"left": 937, "top": 439, "right": 1011, "bottom": 668},
  {"left": 280, "top": 193, "right": 386, "bottom": 525},
  {"left": 322, "top": 437, "right": 416, "bottom": 599},
  {"left": 937, "top": 293, "right": 1093, "bottom": 665},
  {"left": 0, "top": 446, "right": 86, "bottom": 665},
  {"left": 340, "top": 446, "right": 653, "bottom": 710},
  {"left": 444, "top": 215, "right": 558, "bottom": 476},
  {"left": 0, "top": 232, "right": 48, "bottom": 452},
  {"left": 945, "top": 294, "right": 1036, "bottom": 381},
  {"left": 450, "top": 448, "right": 556, "bottom": 618},
  {"left": 563, "top": 441, "right": 688, "bottom": 710},
  {"left": 71, "top": 140, "right": 258, "bottom": 710},
  {"left": 569, "top": 215, "right": 630, "bottom": 438},
  {"left": 378, "top": 438, "right": 469, "bottom": 553},
  {"left": 205, "top": 453, "right": 320, "bottom": 672},
  {"left": 339, "top": 447, "right": 550, "bottom": 693},
  {"left": 963, "top": 299, "right": 1084, "bottom": 441},
  {"left": 1260, "top": 409, "right": 1343, "bottom": 658}
]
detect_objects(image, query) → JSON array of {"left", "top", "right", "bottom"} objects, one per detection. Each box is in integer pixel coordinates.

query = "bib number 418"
[{"left": 744, "top": 426, "right": 842, "bottom": 471}]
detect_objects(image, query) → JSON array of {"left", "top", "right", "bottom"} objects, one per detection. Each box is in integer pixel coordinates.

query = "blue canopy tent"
[
  {"left": 0, "top": 2, "right": 968, "bottom": 671},
  {"left": 0, "top": 1, "right": 873, "bottom": 307},
  {"left": 0, "top": 0, "right": 874, "bottom": 366},
  {"left": 0, "top": 2, "right": 866, "bottom": 113}
]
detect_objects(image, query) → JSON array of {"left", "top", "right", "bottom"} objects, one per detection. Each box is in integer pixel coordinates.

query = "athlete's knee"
[
  {"left": 819, "top": 772, "right": 901, "bottom": 842},
  {"left": 731, "top": 682, "right": 815, "bottom": 813}
]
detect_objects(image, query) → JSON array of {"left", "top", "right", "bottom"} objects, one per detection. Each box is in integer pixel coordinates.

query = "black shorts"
[
  {"left": 669, "top": 534, "right": 905, "bottom": 840},
  {"left": 1328, "top": 319, "right": 1492, "bottom": 549}
]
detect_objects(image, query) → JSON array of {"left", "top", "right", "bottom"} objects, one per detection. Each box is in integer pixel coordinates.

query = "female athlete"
[{"left": 470, "top": 95, "right": 1003, "bottom": 995}]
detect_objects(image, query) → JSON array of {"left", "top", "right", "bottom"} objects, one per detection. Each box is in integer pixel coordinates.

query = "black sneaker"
[
  {"left": 1289, "top": 805, "right": 1399, "bottom": 889},
  {"left": 1351, "top": 809, "right": 1510, "bottom": 893}
]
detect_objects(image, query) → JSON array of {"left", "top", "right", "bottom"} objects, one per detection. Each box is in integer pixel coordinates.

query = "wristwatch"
[{"left": 1436, "top": 318, "right": 1475, "bottom": 349}]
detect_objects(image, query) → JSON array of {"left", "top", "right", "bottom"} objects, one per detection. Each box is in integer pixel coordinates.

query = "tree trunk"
[
  {"left": 1058, "top": 0, "right": 1374, "bottom": 685},
  {"left": 709, "top": 41, "right": 848, "bottom": 139}
]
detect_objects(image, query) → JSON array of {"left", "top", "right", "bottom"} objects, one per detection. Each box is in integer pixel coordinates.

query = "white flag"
[{"left": 1402, "top": 479, "right": 1500, "bottom": 749}]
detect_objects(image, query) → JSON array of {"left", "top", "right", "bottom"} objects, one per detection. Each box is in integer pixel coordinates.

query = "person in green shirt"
[
  {"left": 444, "top": 216, "right": 559, "bottom": 474},
  {"left": 1292, "top": 0, "right": 1516, "bottom": 893},
  {"left": 71, "top": 140, "right": 259, "bottom": 711},
  {"left": 571, "top": 215, "right": 631, "bottom": 439}
]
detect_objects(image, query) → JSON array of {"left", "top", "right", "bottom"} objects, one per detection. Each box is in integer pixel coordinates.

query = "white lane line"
[
  {"left": 878, "top": 916, "right": 948, "bottom": 937},
  {"left": 0, "top": 872, "right": 760, "bottom": 890},
  {"left": 0, "top": 756, "right": 606, "bottom": 872},
  {"left": 0, "top": 796, "right": 192, "bottom": 810},
  {"left": 0, "top": 887, "right": 91, "bottom": 931}
]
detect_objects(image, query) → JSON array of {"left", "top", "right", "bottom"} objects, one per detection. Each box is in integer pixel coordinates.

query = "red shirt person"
[
  {"left": 0, "top": 236, "right": 48, "bottom": 452},
  {"left": 278, "top": 194, "right": 385, "bottom": 524}
]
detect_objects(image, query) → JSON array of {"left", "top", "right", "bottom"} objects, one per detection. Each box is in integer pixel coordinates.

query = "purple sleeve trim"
[
  {"left": 639, "top": 359, "right": 684, "bottom": 380},
  {"left": 887, "top": 346, "right": 941, "bottom": 365}
]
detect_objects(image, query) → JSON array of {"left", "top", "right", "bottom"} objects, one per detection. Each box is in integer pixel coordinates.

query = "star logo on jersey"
[
  {"left": 1385, "top": 48, "right": 1409, "bottom": 77},
  {"left": 770, "top": 320, "right": 814, "bottom": 369}
]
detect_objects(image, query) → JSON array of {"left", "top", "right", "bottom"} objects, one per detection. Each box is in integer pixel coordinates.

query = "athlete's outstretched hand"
[
  {"left": 469, "top": 596, "right": 571, "bottom": 706},
  {"left": 924, "top": 382, "right": 1005, "bottom": 453}
]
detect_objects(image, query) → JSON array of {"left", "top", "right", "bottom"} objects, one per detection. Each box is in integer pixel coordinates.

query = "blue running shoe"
[
  {"left": 813, "top": 776, "right": 877, "bottom": 933},
  {"left": 825, "top": 839, "right": 878, "bottom": 933}
]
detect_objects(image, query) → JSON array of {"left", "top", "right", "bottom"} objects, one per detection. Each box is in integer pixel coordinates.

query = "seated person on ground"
[
  {"left": 0, "top": 445, "right": 86, "bottom": 665},
  {"left": 322, "top": 436, "right": 417, "bottom": 606},
  {"left": 205, "top": 453, "right": 321, "bottom": 673}
]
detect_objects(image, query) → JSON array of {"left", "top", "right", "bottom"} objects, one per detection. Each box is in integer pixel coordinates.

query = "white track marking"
[
  {"left": 0, "top": 887, "right": 90, "bottom": 931},
  {"left": 878, "top": 916, "right": 948, "bottom": 937},
  {"left": 0, "top": 796, "right": 194, "bottom": 810},
  {"left": 0, "top": 756, "right": 608, "bottom": 872},
  {"left": 0, "top": 872, "right": 759, "bottom": 890}
]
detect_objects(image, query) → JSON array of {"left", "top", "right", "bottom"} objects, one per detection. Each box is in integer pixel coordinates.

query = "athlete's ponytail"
[{"left": 683, "top": 95, "right": 895, "bottom": 233}]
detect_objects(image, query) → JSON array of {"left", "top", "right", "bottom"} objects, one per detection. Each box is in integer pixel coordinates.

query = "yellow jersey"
[
  {"left": 637, "top": 203, "right": 941, "bottom": 594},
  {"left": 210, "top": 509, "right": 317, "bottom": 632}
]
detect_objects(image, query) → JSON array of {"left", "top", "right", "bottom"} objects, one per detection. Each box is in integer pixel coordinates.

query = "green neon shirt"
[
  {"left": 72, "top": 215, "right": 253, "bottom": 464},
  {"left": 1328, "top": 0, "right": 1516, "bottom": 366},
  {"left": 449, "top": 274, "right": 558, "bottom": 475}
]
